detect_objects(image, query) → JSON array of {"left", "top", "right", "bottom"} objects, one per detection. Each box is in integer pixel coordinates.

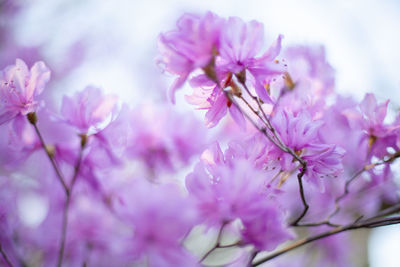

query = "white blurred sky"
[
  {"left": 9, "top": 0, "right": 400, "bottom": 265},
  {"left": 13, "top": 0, "right": 400, "bottom": 105}
]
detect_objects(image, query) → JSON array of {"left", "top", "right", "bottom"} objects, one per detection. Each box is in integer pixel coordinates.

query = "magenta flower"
[
  {"left": 125, "top": 104, "right": 207, "bottom": 172},
  {"left": 241, "top": 207, "right": 293, "bottom": 251},
  {"left": 158, "top": 13, "right": 283, "bottom": 127},
  {"left": 282, "top": 45, "right": 335, "bottom": 95},
  {"left": 63, "top": 195, "right": 127, "bottom": 266},
  {"left": 186, "top": 143, "right": 293, "bottom": 250},
  {"left": 269, "top": 45, "right": 335, "bottom": 116},
  {"left": 359, "top": 93, "right": 389, "bottom": 137},
  {"left": 329, "top": 94, "right": 399, "bottom": 161},
  {"left": 60, "top": 86, "right": 118, "bottom": 134},
  {"left": 0, "top": 59, "right": 50, "bottom": 124},
  {"left": 318, "top": 96, "right": 368, "bottom": 169},
  {"left": 116, "top": 179, "right": 198, "bottom": 267},
  {"left": 219, "top": 17, "right": 284, "bottom": 103},
  {"left": 225, "top": 133, "right": 277, "bottom": 170},
  {"left": 271, "top": 109, "right": 345, "bottom": 188},
  {"left": 358, "top": 93, "right": 400, "bottom": 159},
  {"left": 186, "top": 81, "right": 245, "bottom": 128},
  {"left": 158, "top": 12, "right": 223, "bottom": 103}
]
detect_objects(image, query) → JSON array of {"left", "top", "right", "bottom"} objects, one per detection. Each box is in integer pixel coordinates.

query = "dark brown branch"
[
  {"left": 294, "top": 151, "right": 400, "bottom": 227},
  {"left": 290, "top": 165, "right": 309, "bottom": 226},
  {"left": 200, "top": 222, "right": 229, "bottom": 262},
  {"left": 252, "top": 216, "right": 400, "bottom": 266},
  {"left": 364, "top": 202, "right": 400, "bottom": 222}
]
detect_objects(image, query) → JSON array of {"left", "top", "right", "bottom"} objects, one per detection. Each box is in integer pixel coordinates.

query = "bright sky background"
[{"left": 9, "top": 0, "right": 400, "bottom": 265}]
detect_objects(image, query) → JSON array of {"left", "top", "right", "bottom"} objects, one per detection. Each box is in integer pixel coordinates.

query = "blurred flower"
[
  {"left": 158, "top": 11, "right": 223, "bottom": 103},
  {"left": 116, "top": 178, "right": 199, "bottom": 267},
  {"left": 186, "top": 143, "right": 293, "bottom": 250},
  {"left": 60, "top": 86, "right": 118, "bottom": 134}
]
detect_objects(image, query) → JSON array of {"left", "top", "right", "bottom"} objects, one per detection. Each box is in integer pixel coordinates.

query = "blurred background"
[{"left": 1, "top": 0, "right": 399, "bottom": 266}]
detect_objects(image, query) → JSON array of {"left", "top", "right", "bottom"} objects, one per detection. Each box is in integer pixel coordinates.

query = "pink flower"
[
  {"left": 186, "top": 81, "right": 245, "bottom": 128},
  {"left": 159, "top": 13, "right": 283, "bottom": 127},
  {"left": 116, "top": 179, "right": 198, "bottom": 267},
  {"left": 158, "top": 12, "right": 223, "bottom": 103},
  {"left": 219, "top": 17, "right": 284, "bottom": 103},
  {"left": 282, "top": 45, "right": 335, "bottom": 95},
  {"left": 60, "top": 86, "right": 118, "bottom": 134},
  {"left": 319, "top": 96, "right": 367, "bottom": 170},
  {"left": 343, "top": 93, "right": 398, "bottom": 159},
  {"left": 0, "top": 59, "right": 50, "bottom": 124},
  {"left": 269, "top": 45, "right": 335, "bottom": 116},
  {"left": 271, "top": 109, "right": 345, "bottom": 189},
  {"left": 186, "top": 143, "right": 293, "bottom": 250},
  {"left": 125, "top": 104, "right": 207, "bottom": 172},
  {"left": 241, "top": 207, "right": 293, "bottom": 251},
  {"left": 359, "top": 93, "right": 389, "bottom": 138}
]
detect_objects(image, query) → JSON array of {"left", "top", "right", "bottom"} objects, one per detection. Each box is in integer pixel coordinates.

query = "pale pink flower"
[
  {"left": 0, "top": 59, "right": 50, "bottom": 124},
  {"left": 158, "top": 12, "right": 223, "bottom": 103},
  {"left": 186, "top": 143, "right": 293, "bottom": 250},
  {"left": 60, "top": 86, "right": 118, "bottom": 134}
]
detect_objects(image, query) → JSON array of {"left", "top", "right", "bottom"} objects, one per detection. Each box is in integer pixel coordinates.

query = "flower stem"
[
  {"left": 27, "top": 112, "right": 69, "bottom": 195},
  {"left": 0, "top": 244, "right": 14, "bottom": 267},
  {"left": 56, "top": 135, "right": 86, "bottom": 267}
]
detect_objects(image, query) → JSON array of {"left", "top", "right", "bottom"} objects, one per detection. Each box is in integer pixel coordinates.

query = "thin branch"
[
  {"left": 0, "top": 244, "right": 14, "bottom": 267},
  {"left": 295, "top": 221, "right": 341, "bottom": 228},
  {"left": 238, "top": 80, "right": 289, "bottom": 153},
  {"left": 57, "top": 136, "right": 86, "bottom": 267},
  {"left": 27, "top": 112, "right": 69, "bottom": 194},
  {"left": 234, "top": 80, "right": 308, "bottom": 225},
  {"left": 200, "top": 222, "right": 228, "bottom": 262},
  {"left": 208, "top": 67, "right": 309, "bottom": 226},
  {"left": 56, "top": 195, "right": 71, "bottom": 267},
  {"left": 290, "top": 165, "right": 311, "bottom": 226},
  {"left": 332, "top": 151, "right": 400, "bottom": 216},
  {"left": 252, "top": 216, "right": 400, "bottom": 266},
  {"left": 295, "top": 151, "right": 400, "bottom": 228},
  {"left": 364, "top": 202, "right": 400, "bottom": 222},
  {"left": 247, "top": 250, "right": 259, "bottom": 267},
  {"left": 237, "top": 95, "right": 287, "bottom": 152},
  {"left": 237, "top": 79, "right": 306, "bottom": 165}
]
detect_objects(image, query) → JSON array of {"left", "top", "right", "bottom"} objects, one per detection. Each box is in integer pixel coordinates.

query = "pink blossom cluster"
[{"left": 0, "top": 11, "right": 400, "bottom": 267}]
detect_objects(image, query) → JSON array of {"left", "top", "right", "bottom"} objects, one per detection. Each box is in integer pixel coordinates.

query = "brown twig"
[
  {"left": 27, "top": 112, "right": 69, "bottom": 194},
  {"left": 252, "top": 215, "right": 400, "bottom": 266},
  {"left": 233, "top": 79, "right": 308, "bottom": 225},
  {"left": 200, "top": 222, "right": 229, "bottom": 262},
  {"left": 57, "top": 135, "right": 87, "bottom": 267},
  {"left": 290, "top": 165, "right": 309, "bottom": 226},
  {"left": 294, "top": 151, "right": 400, "bottom": 227}
]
